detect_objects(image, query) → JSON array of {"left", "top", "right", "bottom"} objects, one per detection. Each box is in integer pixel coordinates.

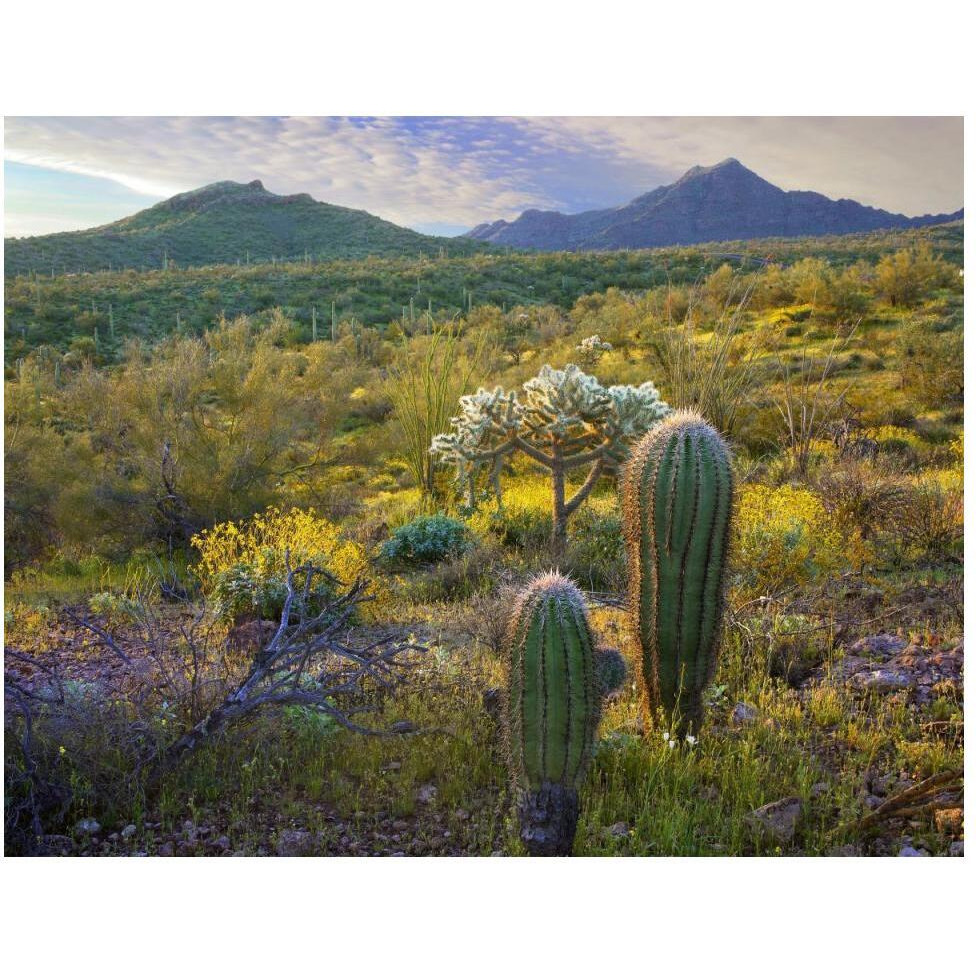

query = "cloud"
[
  {"left": 508, "top": 117, "right": 964, "bottom": 216},
  {"left": 3, "top": 116, "right": 963, "bottom": 239},
  {"left": 3, "top": 116, "right": 560, "bottom": 231}
]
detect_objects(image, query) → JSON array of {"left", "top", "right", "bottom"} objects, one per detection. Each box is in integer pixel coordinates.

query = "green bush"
[
  {"left": 211, "top": 558, "right": 340, "bottom": 623},
  {"left": 565, "top": 509, "right": 625, "bottom": 591},
  {"left": 380, "top": 514, "right": 472, "bottom": 566}
]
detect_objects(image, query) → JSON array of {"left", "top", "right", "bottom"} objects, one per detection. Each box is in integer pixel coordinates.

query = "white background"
[{"left": 1, "top": 2, "right": 972, "bottom": 973}]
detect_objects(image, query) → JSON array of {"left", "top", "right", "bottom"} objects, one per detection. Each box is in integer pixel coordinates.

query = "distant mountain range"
[
  {"left": 3, "top": 180, "right": 486, "bottom": 275},
  {"left": 4, "top": 163, "right": 964, "bottom": 277},
  {"left": 464, "top": 158, "right": 963, "bottom": 250}
]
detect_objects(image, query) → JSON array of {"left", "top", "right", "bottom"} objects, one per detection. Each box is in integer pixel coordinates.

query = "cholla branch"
[{"left": 430, "top": 363, "right": 669, "bottom": 549}]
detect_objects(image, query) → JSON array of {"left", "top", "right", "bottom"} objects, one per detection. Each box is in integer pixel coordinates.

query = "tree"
[
  {"left": 431, "top": 363, "right": 670, "bottom": 552},
  {"left": 875, "top": 243, "right": 953, "bottom": 307}
]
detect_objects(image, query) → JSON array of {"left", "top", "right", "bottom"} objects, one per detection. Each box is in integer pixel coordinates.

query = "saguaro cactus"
[
  {"left": 621, "top": 410, "right": 733, "bottom": 733},
  {"left": 505, "top": 571, "right": 624, "bottom": 855}
]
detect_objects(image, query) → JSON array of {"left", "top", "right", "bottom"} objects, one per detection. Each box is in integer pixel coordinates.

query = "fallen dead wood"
[{"left": 837, "top": 767, "right": 963, "bottom": 835}]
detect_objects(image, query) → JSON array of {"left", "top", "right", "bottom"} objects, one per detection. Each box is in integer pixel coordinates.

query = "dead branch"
[{"left": 837, "top": 767, "right": 963, "bottom": 835}]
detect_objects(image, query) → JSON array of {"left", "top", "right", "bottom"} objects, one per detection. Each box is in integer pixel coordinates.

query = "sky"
[{"left": 3, "top": 116, "right": 964, "bottom": 239}]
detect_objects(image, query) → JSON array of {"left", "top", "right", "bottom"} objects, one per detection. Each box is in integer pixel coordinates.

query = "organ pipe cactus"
[
  {"left": 621, "top": 410, "right": 733, "bottom": 733},
  {"left": 504, "top": 571, "right": 625, "bottom": 855}
]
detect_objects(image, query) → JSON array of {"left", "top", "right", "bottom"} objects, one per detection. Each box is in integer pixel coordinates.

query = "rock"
[
  {"left": 608, "top": 821, "right": 630, "bottom": 838},
  {"left": 853, "top": 669, "right": 914, "bottom": 692},
  {"left": 810, "top": 782, "right": 830, "bottom": 799},
  {"left": 212, "top": 835, "right": 231, "bottom": 852},
  {"left": 746, "top": 796, "right": 803, "bottom": 844},
  {"left": 121, "top": 824, "right": 138, "bottom": 840},
  {"left": 731, "top": 702, "right": 758, "bottom": 726},
  {"left": 277, "top": 829, "right": 314, "bottom": 857},
  {"left": 417, "top": 784, "right": 438, "bottom": 805},
  {"left": 934, "top": 808, "right": 963, "bottom": 835},
  {"left": 865, "top": 795, "right": 884, "bottom": 810},
  {"left": 850, "top": 634, "right": 907, "bottom": 657},
  {"left": 948, "top": 841, "right": 964, "bottom": 857},
  {"left": 158, "top": 841, "right": 175, "bottom": 856},
  {"left": 898, "top": 845, "right": 929, "bottom": 857},
  {"left": 75, "top": 818, "right": 101, "bottom": 836},
  {"left": 38, "top": 834, "right": 74, "bottom": 855},
  {"left": 453, "top": 808, "right": 470, "bottom": 821},
  {"left": 826, "top": 844, "right": 861, "bottom": 857}
]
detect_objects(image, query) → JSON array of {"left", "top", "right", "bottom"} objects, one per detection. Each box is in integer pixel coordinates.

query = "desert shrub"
[
  {"left": 191, "top": 507, "right": 370, "bottom": 622},
  {"left": 380, "top": 514, "right": 471, "bottom": 566},
  {"left": 3, "top": 603, "right": 55, "bottom": 646},
  {"left": 564, "top": 508, "right": 625, "bottom": 592},
  {"left": 88, "top": 591, "right": 142, "bottom": 628},
  {"left": 816, "top": 459, "right": 911, "bottom": 550},
  {"left": 468, "top": 478, "right": 554, "bottom": 551},
  {"left": 869, "top": 424, "right": 928, "bottom": 466},
  {"left": 732, "top": 484, "right": 849, "bottom": 600},
  {"left": 899, "top": 471, "right": 963, "bottom": 561},
  {"left": 403, "top": 541, "right": 501, "bottom": 602}
]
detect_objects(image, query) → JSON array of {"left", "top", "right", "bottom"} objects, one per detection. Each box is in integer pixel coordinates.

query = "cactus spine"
[
  {"left": 622, "top": 410, "right": 733, "bottom": 732},
  {"left": 505, "top": 571, "right": 623, "bottom": 855}
]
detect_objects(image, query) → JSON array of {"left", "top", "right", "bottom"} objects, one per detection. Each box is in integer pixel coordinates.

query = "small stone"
[
  {"left": 826, "top": 844, "right": 861, "bottom": 857},
  {"left": 75, "top": 818, "right": 101, "bottom": 836},
  {"left": 948, "top": 841, "right": 964, "bottom": 857},
  {"left": 746, "top": 797, "right": 803, "bottom": 844},
  {"left": 121, "top": 824, "right": 138, "bottom": 840},
  {"left": 277, "top": 829, "right": 314, "bottom": 857},
  {"left": 212, "top": 835, "right": 231, "bottom": 852},
  {"left": 810, "top": 782, "right": 830, "bottom": 799},
  {"left": 417, "top": 784, "right": 438, "bottom": 804},
  {"left": 865, "top": 795, "right": 884, "bottom": 810},
  {"left": 158, "top": 841, "right": 175, "bottom": 856},
  {"left": 850, "top": 634, "right": 907, "bottom": 657},
  {"left": 731, "top": 702, "right": 759, "bottom": 726},
  {"left": 608, "top": 821, "right": 630, "bottom": 838},
  {"left": 38, "top": 834, "right": 74, "bottom": 855},
  {"left": 454, "top": 808, "right": 470, "bottom": 821},
  {"left": 853, "top": 669, "right": 914, "bottom": 692},
  {"left": 898, "top": 845, "right": 929, "bottom": 857}
]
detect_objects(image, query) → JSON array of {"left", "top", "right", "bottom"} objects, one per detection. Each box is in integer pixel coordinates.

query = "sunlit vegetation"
[{"left": 4, "top": 225, "right": 964, "bottom": 856}]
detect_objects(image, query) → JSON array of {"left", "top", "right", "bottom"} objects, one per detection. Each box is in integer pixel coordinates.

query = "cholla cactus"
[
  {"left": 431, "top": 363, "right": 669, "bottom": 551},
  {"left": 576, "top": 334, "right": 613, "bottom": 364}
]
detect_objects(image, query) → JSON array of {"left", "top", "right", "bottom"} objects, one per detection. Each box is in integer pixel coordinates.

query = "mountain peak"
[
  {"left": 465, "top": 161, "right": 962, "bottom": 250},
  {"left": 678, "top": 158, "right": 750, "bottom": 182}
]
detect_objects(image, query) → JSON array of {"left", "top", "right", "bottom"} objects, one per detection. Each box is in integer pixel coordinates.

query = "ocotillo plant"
[
  {"left": 504, "top": 572, "right": 625, "bottom": 855},
  {"left": 621, "top": 410, "right": 733, "bottom": 733}
]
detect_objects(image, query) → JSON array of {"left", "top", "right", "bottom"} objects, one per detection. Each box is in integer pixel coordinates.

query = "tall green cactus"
[
  {"left": 505, "top": 571, "right": 623, "bottom": 855},
  {"left": 622, "top": 410, "right": 733, "bottom": 732}
]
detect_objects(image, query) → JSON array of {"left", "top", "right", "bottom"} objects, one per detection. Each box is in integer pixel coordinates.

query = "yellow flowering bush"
[
  {"left": 733, "top": 484, "right": 849, "bottom": 599},
  {"left": 191, "top": 507, "right": 372, "bottom": 622}
]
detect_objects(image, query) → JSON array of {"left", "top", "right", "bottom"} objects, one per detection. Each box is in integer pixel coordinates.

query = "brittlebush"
[
  {"left": 732, "top": 484, "right": 858, "bottom": 600},
  {"left": 191, "top": 507, "right": 380, "bottom": 621}
]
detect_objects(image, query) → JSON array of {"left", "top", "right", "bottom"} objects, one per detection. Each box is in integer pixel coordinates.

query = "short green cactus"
[
  {"left": 621, "top": 410, "right": 733, "bottom": 732},
  {"left": 505, "top": 571, "right": 623, "bottom": 855}
]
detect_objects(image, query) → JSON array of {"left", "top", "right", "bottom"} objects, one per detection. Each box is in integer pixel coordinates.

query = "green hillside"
[
  {"left": 3, "top": 221, "right": 963, "bottom": 362},
  {"left": 3, "top": 179, "right": 489, "bottom": 276}
]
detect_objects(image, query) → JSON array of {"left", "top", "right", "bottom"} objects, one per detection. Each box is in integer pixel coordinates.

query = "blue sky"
[{"left": 3, "top": 116, "right": 964, "bottom": 238}]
